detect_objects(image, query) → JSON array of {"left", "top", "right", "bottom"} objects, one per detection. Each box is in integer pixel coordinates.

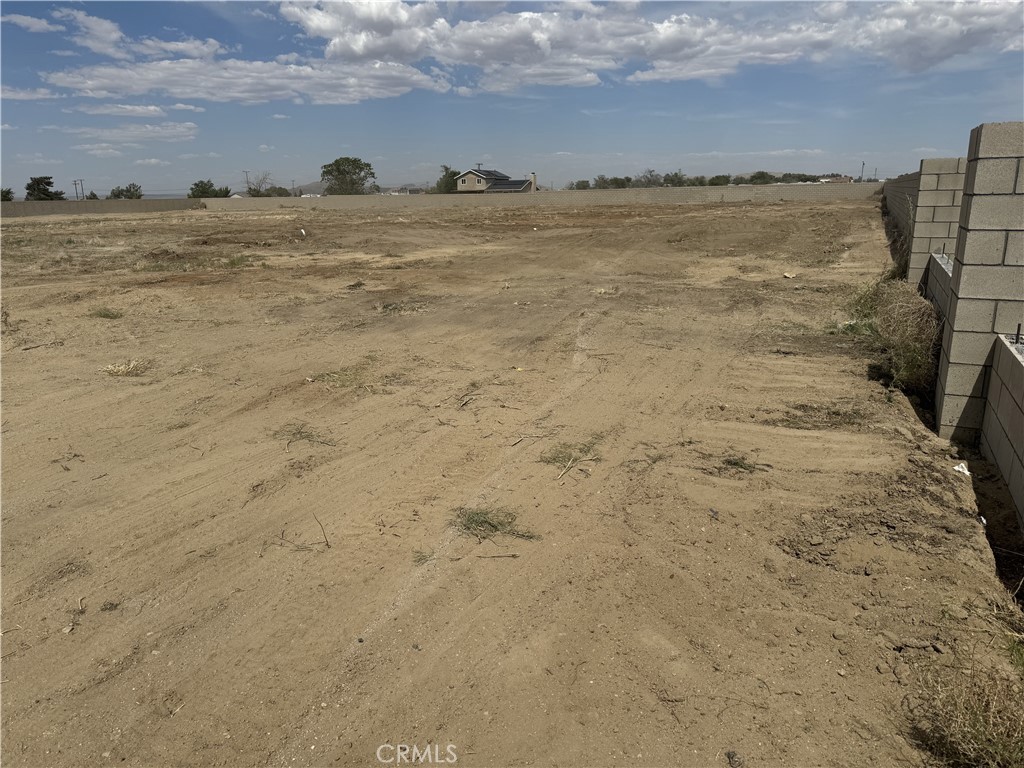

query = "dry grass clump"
[
  {"left": 451, "top": 506, "right": 539, "bottom": 541},
  {"left": 88, "top": 306, "right": 123, "bottom": 319},
  {"left": 101, "top": 359, "right": 152, "bottom": 377},
  {"left": 846, "top": 278, "right": 940, "bottom": 395},
  {"left": 907, "top": 660, "right": 1024, "bottom": 768},
  {"left": 540, "top": 435, "right": 602, "bottom": 467},
  {"left": 272, "top": 422, "right": 337, "bottom": 449}
]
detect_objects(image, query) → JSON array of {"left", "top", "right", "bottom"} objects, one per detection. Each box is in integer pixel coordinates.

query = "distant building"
[
  {"left": 455, "top": 167, "right": 536, "bottom": 193},
  {"left": 819, "top": 175, "right": 854, "bottom": 183}
]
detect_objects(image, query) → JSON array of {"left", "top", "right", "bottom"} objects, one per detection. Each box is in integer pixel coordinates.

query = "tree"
[
  {"left": 245, "top": 171, "right": 274, "bottom": 197},
  {"left": 632, "top": 169, "right": 663, "bottom": 188},
  {"left": 265, "top": 185, "right": 292, "bottom": 197},
  {"left": 567, "top": 179, "right": 590, "bottom": 190},
  {"left": 433, "top": 164, "right": 459, "bottom": 194},
  {"left": 321, "top": 156, "right": 376, "bottom": 195},
  {"left": 25, "top": 176, "right": 65, "bottom": 201},
  {"left": 85, "top": 190, "right": 99, "bottom": 199},
  {"left": 1, "top": 188, "right": 13, "bottom": 202},
  {"left": 188, "top": 179, "right": 231, "bottom": 198},
  {"left": 708, "top": 174, "right": 731, "bottom": 186},
  {"left": 747, "top": 171, "right": 778, "bottom": 185},
  {"left": 108, "top": 183, "right": 143, "bottom": 199}
]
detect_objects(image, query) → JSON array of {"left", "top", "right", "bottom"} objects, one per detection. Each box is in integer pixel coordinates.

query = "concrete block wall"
[
  {"left": 0, "top": 198, "right": 197, "bottom": 218},
  {"left": 0, "top": 184, "right": 881, "bottom": 219},
  {"left": 926, "top": 252, "right": 954, "bottom": 319},
  {"left": 980, "top": 335, "right": 1024, "bottom": 529},
  {"left": 935, "top": 121, "right": 1024, "bottom": 444},
  {"left": 203, "top": 183, "right": 881, "bottom": 212},
  {"left": 908, "top": 158, "right": 966, "bottom": 287},
  {"left": 882, "top": 172, "right": 921, "bottom": 240}
]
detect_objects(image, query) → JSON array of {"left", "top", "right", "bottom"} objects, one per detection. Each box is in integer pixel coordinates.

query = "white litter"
[
  {"left": 300, "top": 229, "right": 306, "bottom": 237},
  {"left": 952, "top": 462, "right": 971, "bottom": 477}
]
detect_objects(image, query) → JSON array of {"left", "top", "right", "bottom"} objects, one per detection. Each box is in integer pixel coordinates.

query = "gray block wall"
[
  {"left": 882, "top": 172, "right": 921, "bottom": 240},
  {"left": 981, "top": 335, "right": 1024, "bottom": 529},
  {"left": 0, "top": 198, "right": 197, "bottom": 218},
  {"left": 908, "top": 158, "right": 966, "bottom": 288},
  {"left": 936, "top": 121, "right": 1024, "bottom": 443}
]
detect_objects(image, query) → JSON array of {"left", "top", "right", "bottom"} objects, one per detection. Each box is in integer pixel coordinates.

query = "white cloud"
[
  {"left": 258, "top": 144, "right": 275, "bottom": 152},
  {"left": 170, "top": 103, "right": 206, "bottom": 112},
  {"left": 134, "top": 158, "right": 171, "bottom": 166},
  {"left": 133, "top": 36, "right": 224, "bottom": 59},
  {"left": 272, "top": 113, "right": 291, "bottom": 119},
  {"left": 77, "top": 145, "right": 124, "bottom": 157},
  {"left": 48, "top": 121, "right": 199, "bottom": 143},
  {"left": 49, "top": 8, "right": 225, "bottom": 62},
  {"left": 178, "top": 152, "right": 221, "bottom": 159},
  {"left": 49, "top": 50, "right": 80, "bottom": 57},
  {"left": 72, "top": 143, "right": 140, "bottom": 156},
  {"left": 14, "top": 152, "right": 63, "bottom": 165},
  {"left": 1, "top": 123, "right": 15, "bottom": 130},
  {"left": 2, "top": 14, "right": 65, "bottom": 33},
  {"left": 680, "top": 149, "right": 826, "bottom": 158},
  {"left": 43, "top": 58, "right": 448, "bottom": 104},
  {"left": 281, "top": 0, "right": 1023, "bottom": 91},
  {"left": 73, "top": 104, "right": 168, "bottom": 117},
  {"left": 2, "top": 86, "right": 63, "bottom": 100},
  {"left": 15, "top": 1, "right": 1022, "bottom": 110},
  {"left": 52, "top": 8, "right": 131, "bottom": 59}
]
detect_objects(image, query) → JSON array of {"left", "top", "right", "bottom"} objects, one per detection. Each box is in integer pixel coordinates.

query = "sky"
[{"left": 1, "top": 1, "right": 1022, "bottom": 197}]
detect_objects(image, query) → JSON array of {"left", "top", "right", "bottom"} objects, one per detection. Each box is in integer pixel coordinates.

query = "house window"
[
  {"left": 476, "top": 178, "right": 482, "bottom": 185},
  {"left": 460, "top": 178, "right": 466, "bottom": 185}
]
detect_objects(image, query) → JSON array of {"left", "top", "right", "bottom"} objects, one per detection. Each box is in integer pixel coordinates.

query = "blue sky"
[{"left": 1, "top": 1, "right": 1022, "bottom": 196}]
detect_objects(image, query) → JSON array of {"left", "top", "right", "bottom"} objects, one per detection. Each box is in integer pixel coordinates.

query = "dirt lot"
[{"left": 2, "top": 201, "right": 1021, "bottom": 767}]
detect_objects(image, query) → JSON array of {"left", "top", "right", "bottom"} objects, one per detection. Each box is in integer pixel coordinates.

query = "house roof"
[
  {"left": 484, "top": 179, "right": 532, "bottom": 192},
  {"left": 456, "top": 169, "right": 511, "bottom": 181}
]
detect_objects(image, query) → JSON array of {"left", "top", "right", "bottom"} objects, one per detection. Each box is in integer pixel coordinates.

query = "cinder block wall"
[
  {"left": 882, "top": 172, "right": 921, "bottom": 240},
  {"left": 908, "top": 158, "right": 966, "bottom": 287},
  {"left": 981, "top": 335, "right": 1024, "bottom": 528},
  {"left": 926, "top": 252, "right": 954, "bottom": 319},
  {"left": 203, "top": 183, "right": 881, "bottom": 212},
  {"left": 0, "top": 198, "right": 197, "bottom": 218},
  {"left": 935, "top": 121, "right": 1024, "bottom": 443}
]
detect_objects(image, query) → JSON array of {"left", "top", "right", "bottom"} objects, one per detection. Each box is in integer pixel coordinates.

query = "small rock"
[
  {"left": 809, "top": 536, "right": 825, "bottom": 546},
  {"left": 832, "top": 630, "right": 848, "bottom": 641}
]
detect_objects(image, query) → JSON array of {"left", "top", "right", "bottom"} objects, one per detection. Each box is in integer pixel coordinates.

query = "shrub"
[
  {"left": 847, "top": 279, "right": 940, "bottom": 396},
  {"left": 907, "top": 660, "right": 1024, "bottom": 768}
]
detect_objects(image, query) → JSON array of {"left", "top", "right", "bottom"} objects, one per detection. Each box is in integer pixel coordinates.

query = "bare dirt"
[{"left": 2, "top": 201, "right": 1022, "bottom": 767}]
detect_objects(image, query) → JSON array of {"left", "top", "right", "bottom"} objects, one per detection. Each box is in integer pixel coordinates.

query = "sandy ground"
[{"left": 2, "top": 201, "right": 1022, "bottom": 767}]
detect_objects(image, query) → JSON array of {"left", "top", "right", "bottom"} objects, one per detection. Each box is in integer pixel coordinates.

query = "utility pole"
[
  {"left": 72, "top": 180, "right": 80, "bottom": 200},
  {"left": 77, "top": 179, "right": 85, "bottom": 199},
  {"left": 291, "top": 179, "right": 295, "bottom": 197},
  {"left": 860, "top": 161, "right": 865, "bottom": 182},
  {"left": 243, "top": 170, "right": 251, "bottom": 192}
]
